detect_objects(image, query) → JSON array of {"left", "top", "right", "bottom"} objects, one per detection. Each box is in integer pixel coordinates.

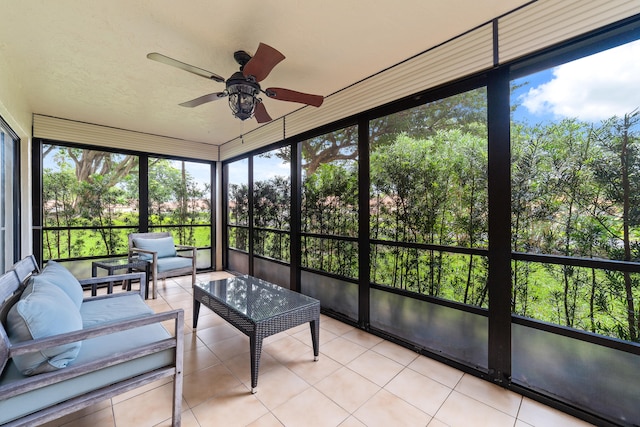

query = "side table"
[{"left": 91, "top": 257, "right": 151, "bottom": 298}]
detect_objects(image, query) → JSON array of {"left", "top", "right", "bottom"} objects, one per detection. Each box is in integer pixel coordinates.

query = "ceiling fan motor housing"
[
  {"left": 233, "top": 50, "right": 252, "bottom": 70},
  {"left": 226, "top": 71, "right": 261, "bottom": 120}
]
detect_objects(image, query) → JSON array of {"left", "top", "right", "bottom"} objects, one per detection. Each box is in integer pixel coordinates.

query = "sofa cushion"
[
  {"left": 133, "top": 236, "right": 177, "bottom": 260},
  {"left": 0, "top": 322, "right": 173, "bottom": 424},
  {"left": 35, "top": 260, "right": 84, "bottom": 308},
  {"left": 156, "top": 256, "right": 192, "bottom": 273},
  {"left": 6, "top": 281, "right": 82, "bottom": 375},
  {"left": 81, "top": 294, "right": 154, "bottom": 328}
]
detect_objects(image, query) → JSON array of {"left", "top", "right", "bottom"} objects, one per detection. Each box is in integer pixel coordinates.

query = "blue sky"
[
  {"left": 227, "top": 154, "right": 290, "bottom": 186},
  {"left": 512, "top": 39, "right": 640, "bottom": 125},
  {"left": 511, "top": 70, "right": 555, "bottom": 123}
]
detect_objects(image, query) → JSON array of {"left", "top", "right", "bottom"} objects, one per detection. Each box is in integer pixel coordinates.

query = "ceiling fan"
[{"left": 147, "top": 43, "right": 324, "bottom": 123}]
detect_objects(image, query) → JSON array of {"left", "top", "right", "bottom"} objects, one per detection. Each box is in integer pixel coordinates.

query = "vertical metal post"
[
  {"left": 31, "top": 139, "right": 43, "bottom": 267},
  {"left": 248, "top": 156, "right": 254, "bottom": 276},
  {"left": 221, "top": 162, "right": 229, "bottom": 270},
  {"left": 487, "top": 65, "right": 512, "bottom": 385},
  {"left": 12, "top": 132, "right": 21, "bottom": 263},
  {"left": 290, "top": 141, "right": 302, "bottom": 292},
  {"left": 211, "top": 160, "right": 218, "bottom": 271},
  {"left": 358, "top": 118, "right": 371, "bottom": 328},
  {"left": 139, "top": 154, "right": 149, "bottom": 232}
]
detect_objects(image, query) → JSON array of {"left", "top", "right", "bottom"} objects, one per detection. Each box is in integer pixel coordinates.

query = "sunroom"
[{"left": 1, "top": 1, "right": 640, "bottom": 426}]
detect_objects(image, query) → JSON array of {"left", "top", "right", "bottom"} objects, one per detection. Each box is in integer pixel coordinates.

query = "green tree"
[
  {"left": 228, "top": 183, "right": 249, "bottom": 251},
  {"left": 146, "top": 159, "right": 183, "bottom": 225},
  {"left": 286, "top": 88, "right": 488, "bottom": 176},
  {"left": 254, "top": 175, "right": 291, "bottom": 260},
  {"left": 449, "top": 127, "right": 488, "bottom": 305},
  {"left": 44, "top": 146, "right": 137, "bottom": 209},
  {"left": 42, "top": 164, "right": 78, "bottom": 258},
  {"left": 371, "top": 133, "right": 450, "bottom": 291},
  {"left": 43, "top": 146, "right": 139, "bottom": 258},
  {"left": 79, "top": 174, "right": 127, "bottom": 255},
  {"left": 593, "top": 111, "right": 640, "bottom": 341},
  {"left": 170, "top": 161, "right": 209, "bottom": 245},
  {"left": 370, "top": 129, "right": 487, "bottom": 301},
  {"left": 539, "top": 119, "right": 596, "bottom": 328},
  {"left": 301, "top": 160, "right": 358, "bottom": 277}
]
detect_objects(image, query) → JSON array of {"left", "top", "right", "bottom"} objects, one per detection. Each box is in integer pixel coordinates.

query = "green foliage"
[
  {"left": 369, "top": 129, "right": 488, "bottom": 304},
  {"left": 510, "top": 113, "right": 640, "bottom": 341},
  {"left": 42, "top": 148, "right": 211, "bottom": 259},
  {"left": 253, "top": 174, "right": 291, "bottom": 261},
  {"left": 370, "top": 130, "right": 487, "bottom": 246},
  {"left": 293, "top": 86, "right": 640, "bottom": 343},
  {"left": 300, "top": 147, "right": 359, "bottom": 276},
  {"left": 301, "top": 125, "right": 358, "bottom": 175},
  {"left": 302, "top": 161, "right": 358, "bottom": 236}
]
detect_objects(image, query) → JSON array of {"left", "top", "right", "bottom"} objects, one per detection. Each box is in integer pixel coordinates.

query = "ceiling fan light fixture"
[
  {"left": 227, "top": 79, "right": 260, "bottom": 121},
  {"left": 148, "top": 43, "right": 323, "bottom": 123}
]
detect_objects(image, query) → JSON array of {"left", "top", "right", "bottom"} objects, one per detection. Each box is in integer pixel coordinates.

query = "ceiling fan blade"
[
  {"left": 254, "top": 102, "right": 272, "bottom": 123},
  {"left": 147, "top": 52, "right": 225, "bottom": 83},
  {"left": 242, "top": 43, "right": 285, "bottom": 82},
  {"left": 179, "top": 92, "right": 227, "bottom": 108},
  {"left": 265, "top": 87, "right": 324, "bottom": 107}
]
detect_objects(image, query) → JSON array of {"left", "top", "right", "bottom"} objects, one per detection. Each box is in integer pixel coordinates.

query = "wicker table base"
[{"left": 193, "top": 276, "right": 320, "bottom": 393}]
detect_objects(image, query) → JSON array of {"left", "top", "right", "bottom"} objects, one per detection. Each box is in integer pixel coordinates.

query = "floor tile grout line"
[{"left": 451, "top": 373, "right": 525, "bottom": 420}]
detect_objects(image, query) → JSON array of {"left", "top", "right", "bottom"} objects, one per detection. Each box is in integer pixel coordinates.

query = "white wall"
[{"left": 0, "top": 49, "right": 33, "bottom": 257}]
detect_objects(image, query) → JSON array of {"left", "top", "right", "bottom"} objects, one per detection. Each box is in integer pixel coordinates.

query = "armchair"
[{"left": 128, "top": 232, "right": 197, "bottom": 299}]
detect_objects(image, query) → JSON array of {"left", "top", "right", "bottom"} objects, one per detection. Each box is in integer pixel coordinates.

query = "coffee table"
[{"left": 193, "top": 275, "right": 320, "bottom": 393}]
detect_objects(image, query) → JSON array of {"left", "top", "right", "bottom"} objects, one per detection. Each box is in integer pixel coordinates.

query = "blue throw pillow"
[
  {"left": 6, "top": 281, "right": 83, "bottom": 375},
  {"left": 35, "top": 260, "right": 84, "bottom": 308},
  {"left": 133, "top": 236, "right": 177, "bottom": 260}
]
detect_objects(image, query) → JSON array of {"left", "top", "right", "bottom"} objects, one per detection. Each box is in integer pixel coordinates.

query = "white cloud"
[
  {"left": 254, "top": 157, "right": 290, "bottom": 181},
  {"left": 521, "top": 40, "right": 640, "bottom": 121}
]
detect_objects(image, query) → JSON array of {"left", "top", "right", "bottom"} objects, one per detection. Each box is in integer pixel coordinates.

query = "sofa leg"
[
  {"left": 172, "top": 365, "right": 183, "bottom": 426},
  {"left": 173, "top": 310, "right": 184, "bottom": 426}
]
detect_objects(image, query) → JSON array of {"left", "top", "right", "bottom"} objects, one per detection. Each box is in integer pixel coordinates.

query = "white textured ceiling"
[{"left": 0, "top": 0, "right": 531, "bottom": 147}]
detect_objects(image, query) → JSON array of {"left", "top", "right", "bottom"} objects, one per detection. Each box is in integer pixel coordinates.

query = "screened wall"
[
  {"left": 222, "top": 13, "right": 640, "bottom": 427},
  {"left": 33, "top": 140, "right": 215, "bottom": 278}
]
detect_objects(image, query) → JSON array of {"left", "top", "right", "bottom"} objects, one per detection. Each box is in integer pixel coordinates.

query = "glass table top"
[
  {"left": 92, "top": 257, "right": 148, "bottom": 267},
  {"left": 194, "top": 275, "right": 319, "bottom": 322}
]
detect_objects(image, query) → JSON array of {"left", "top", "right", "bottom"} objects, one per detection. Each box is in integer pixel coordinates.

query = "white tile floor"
[{"left": 44, "top": 272, "right": 596, "bottom": 427}]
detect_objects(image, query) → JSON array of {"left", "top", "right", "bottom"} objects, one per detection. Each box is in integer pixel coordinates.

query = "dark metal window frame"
[
  {"left": 222, "top": 17, "right": 640, "bottom": 427},
  {"left": 33, "top": 138, "right": 216, "bottom": 269},
  {"left": 0, "top": 115, "right": 21, "bottom": 267}
]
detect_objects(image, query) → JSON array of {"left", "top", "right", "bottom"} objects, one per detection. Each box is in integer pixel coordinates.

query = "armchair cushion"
[
  {"left": 6, "top": 281, "right": 82, "bottom": 375},
  {"left": 34, "top": 260, "right": 84, "bottom": 309},
  {"left": 156, "top": 257, "right": 193, "bottom": 273},
  {"left": 133, "top": 236, "right": 177, "bottom": 260}
]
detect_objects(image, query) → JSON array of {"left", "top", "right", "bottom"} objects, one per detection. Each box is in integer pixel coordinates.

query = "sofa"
[{"left": 0, "top": 256, "right": 184, "bottom": 426}]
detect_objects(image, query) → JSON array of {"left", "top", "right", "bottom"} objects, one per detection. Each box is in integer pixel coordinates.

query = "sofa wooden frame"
[{"left": 0, "top": 256, "right": 184, "bottom": 426}]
